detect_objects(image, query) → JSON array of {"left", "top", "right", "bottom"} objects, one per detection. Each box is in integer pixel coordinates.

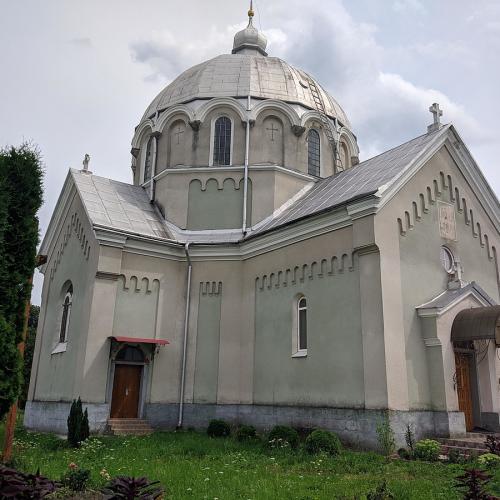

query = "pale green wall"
[
  {"left": 193, "top": 283, "right": 222, "bottom": 403},
  {"left": 187, "top": 178, "right": 252, "bottom": 230},
  {"left": 253, "top": 266, "right": 364, "bottom": 406}
]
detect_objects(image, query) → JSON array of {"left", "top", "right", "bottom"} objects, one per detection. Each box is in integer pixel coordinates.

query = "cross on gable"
[
  {"left": 428, "top": 103, "right": 444, "bottom": 133},
  {"left": 266, "top": 122, "right": 279, "bottom": 142}
]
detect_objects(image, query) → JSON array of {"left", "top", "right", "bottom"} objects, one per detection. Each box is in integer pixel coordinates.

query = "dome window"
[
  {"left": 308, "top": 129, "right": 321, "bottom": 176},
  {"left": 213, "top": 117, "right": 232, "bottom": 166},
  {"left": 143, "top": 136, "right": 154, "bottom": 182}
]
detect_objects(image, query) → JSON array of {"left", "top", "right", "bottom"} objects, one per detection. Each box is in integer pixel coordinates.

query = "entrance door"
[
  {"left": 110, "top": 365, "right": 142, "bottom": 418},
  {"left": 455, "top": 352, "right": 474, "bottom": 431}
]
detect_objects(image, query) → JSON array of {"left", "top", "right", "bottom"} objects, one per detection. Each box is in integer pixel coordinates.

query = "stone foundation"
[{"left": 24, "top": 400, "right": 468, "bottom": 449}]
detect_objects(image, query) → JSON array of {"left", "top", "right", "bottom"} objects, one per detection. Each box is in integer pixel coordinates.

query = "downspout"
[
  {"left": 177, "top": 242, "right": 192, "bottom": 428},
  {"left": 242, "top": 95, "right": 251, "bottom": 234}
]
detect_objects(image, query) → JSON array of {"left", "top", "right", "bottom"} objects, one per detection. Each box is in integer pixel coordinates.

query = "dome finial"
[
  {"left": 232, "top": 0, "right": 268, "bottom": 56},
  {"left": 248, "top": 0, "right": 254, "bottom": 21}
]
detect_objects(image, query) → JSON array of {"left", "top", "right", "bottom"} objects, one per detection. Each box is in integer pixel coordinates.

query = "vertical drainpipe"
[
  {"left": 242, "top": 95, "right": 251, "bottom": 234},
  {"left": 177, "top": 242, "right": 192, "bottom": 428}
]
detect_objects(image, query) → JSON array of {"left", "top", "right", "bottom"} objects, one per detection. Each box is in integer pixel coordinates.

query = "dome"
[{"left": 141, "top": 54, "right": 351, "bottom": 129}]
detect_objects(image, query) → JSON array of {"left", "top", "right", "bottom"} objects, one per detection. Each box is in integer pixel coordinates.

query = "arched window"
[
  {"left": 144, "top": 136, "right": 154, "bottom": 182},
  {"left": 308, "top": 129, "right": 321, "bottom": 176},
  {"left": 59, "top": 285, "right": 73, "bottom": 343},
  {"left": 116, "top": 345, "right": 145, "bottom": 363},
  {"left": 213, "top": 116, "right": 232, "bottom": 166},
  {"left": 297, "top": 297, "right": 308, "bottom": 352}
]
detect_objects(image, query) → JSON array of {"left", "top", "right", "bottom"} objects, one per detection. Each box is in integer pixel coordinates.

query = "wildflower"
[
  {"left": 187, "top": 488, "right": 192, "bottom": 491},
  {"left": 204, "top": 477, "right": 210, "bottom": 481},
  {"left": 68, "top": 462, "right": 78, "bottom": 470}
]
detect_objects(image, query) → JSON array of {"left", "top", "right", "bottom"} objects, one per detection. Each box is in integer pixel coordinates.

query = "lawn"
[{"left": 2, "top": 419, "right": 499, "bottom": 499}]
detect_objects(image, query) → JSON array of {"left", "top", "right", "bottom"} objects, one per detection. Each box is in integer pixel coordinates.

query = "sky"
[{"left": 1, "top": 0, "right": 499, "bottom": 305}]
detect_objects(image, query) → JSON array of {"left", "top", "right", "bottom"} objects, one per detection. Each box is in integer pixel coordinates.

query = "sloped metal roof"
[
  {"left": 141, "top": 54, "right": 351, "bottom": 128},
  {"left": 250, "top": 126, "right": 450, "bottom": 235},
  {"left": 72, "top": 170, "right": 169, "bottom": 239}
]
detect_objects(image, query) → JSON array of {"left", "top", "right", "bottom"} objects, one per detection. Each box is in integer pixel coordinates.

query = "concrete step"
[
  {"left": 107, "top": 419, "right": 153, "bottom": 436},
  {"left": 440, "top": 445, "right": 485, "bottom": 457}
]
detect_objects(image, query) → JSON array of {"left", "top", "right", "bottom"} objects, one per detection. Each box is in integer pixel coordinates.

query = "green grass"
[{"left": 2, "top": 419, "right": 500, "bottom": 499}]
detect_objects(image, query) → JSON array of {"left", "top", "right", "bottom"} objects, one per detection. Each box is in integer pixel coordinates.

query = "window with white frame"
[
  {"left": 297, "top": 296, "right": 308, "bottom": 352},
  {"left": 59, "top": 285, "right": 73, "bottom": 343},
  {"left": 213, "top": 116, "right": 232, "bottom": 166}
]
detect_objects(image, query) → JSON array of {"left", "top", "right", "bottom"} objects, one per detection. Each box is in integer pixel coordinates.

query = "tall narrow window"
[
  {"left": 144, "top": 136, "right": 153, "bottom": 182},
  {"left": 297, "top": 297, "right": 308, "bottom": 352},
  {"left": 59, "top": 285, "right": 73, "bottom": 343},
  {"left": 213, "top": 116, "right": 232, "bottom": 166},
  {"left": 307, "top": 129, "right": 321, "bottom": 176}
]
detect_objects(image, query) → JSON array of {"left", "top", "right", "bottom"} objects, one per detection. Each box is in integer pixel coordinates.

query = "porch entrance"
[
  {"left": 454, "top": 352, "right": 474, "bottom": 432},
  {"left": 110, "top": 364, "right": 142, "bottom": 418}
]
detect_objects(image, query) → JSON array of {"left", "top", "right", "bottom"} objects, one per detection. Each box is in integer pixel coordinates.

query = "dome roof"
[{"left": 142, "top": 54, "right": 351, "bottom": 128}]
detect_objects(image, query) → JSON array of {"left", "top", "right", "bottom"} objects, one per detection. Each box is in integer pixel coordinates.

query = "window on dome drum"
[
  {"left": 213, "top": 117, "right": 232, "bottom": 166},
  {"left": 297, "top": 297, "right": 308, "bottom": 352},
  {"left": 59, "top": 285, "right": 73, "bottom": 343},
  {"left": 440, "top": 246, "right": 455, "bottom": 274},
  {"left": 116, "top": 345, "right": 145, "bottom": 363},
  {"left": 308, "top": 129, "right": 321, "bottom": 176},
  {"left": 144, "top": 136, "right": 154, "bottom": 182}
]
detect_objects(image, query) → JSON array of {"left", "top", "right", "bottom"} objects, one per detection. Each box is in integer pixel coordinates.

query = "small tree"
[{"left": 67, "top": 398, "right": 89, "bottom": 447}]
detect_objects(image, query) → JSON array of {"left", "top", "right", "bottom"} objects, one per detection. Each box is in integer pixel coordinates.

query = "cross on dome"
[{"left": 428, "top": 102, "right": 444, "bottom": 133}]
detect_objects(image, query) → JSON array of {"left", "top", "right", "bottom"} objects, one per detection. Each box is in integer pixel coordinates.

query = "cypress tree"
[
  {"left": 67, "top": 397, "right": 89, "bottom": 447},
  {"left": 0, "top": 144, "right": 43, "bottom": 419}
]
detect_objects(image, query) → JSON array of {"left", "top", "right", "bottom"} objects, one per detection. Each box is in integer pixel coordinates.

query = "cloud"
[
  {"left": 129, "top": 0, "right": 491, "bottom": 160},
  {"left": 392, "top": 0, "right": 426, "bottom": 13},
  {"left": 69, "top": 37, "right": 92, "bottom": 48}
]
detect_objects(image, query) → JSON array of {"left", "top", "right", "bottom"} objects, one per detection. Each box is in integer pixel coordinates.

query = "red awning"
[{"left": 109, "top": 336, "right": 169, "bottom": 345}]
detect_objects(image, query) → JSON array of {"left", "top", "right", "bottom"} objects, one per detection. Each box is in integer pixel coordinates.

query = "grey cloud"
[{"left": 69, "top": 37, "right": 92, "bottom": 48}]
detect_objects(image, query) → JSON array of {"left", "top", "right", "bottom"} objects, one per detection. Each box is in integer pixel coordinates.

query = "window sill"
[
  {"left": 51, "top": 342, "right": 67, "bottom": 355},
  {"left": 292, "top": 350, "right": 308, "bottom": 358}
]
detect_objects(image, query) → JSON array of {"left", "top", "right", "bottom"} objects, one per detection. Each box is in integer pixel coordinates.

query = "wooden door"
[
  {"left": 110, "top": 365, "right": 142, "bottom": 419},
  {"left": 455, "top": 352, "right": 474, "bottom": 432}
]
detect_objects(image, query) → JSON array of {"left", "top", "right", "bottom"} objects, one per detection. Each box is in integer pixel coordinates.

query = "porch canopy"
[
  {"left": 109, "top": 336, "right": 169, "bottom": 345},
  {"left": 451, "top": 305, "right": 500, "bottom": 346}
]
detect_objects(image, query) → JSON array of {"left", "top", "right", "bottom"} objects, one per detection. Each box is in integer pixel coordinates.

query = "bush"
[
  {"left": 62, "top": 465, "right": 90, "bottom": 492},
  {"left": 397, "top": 447, "right": 412, "bottom": 460},
  {"left": 67, "top": 397, "right": 90, "bottom": 447},
  {"left": 448, "top": 448, "right": 469, "bottom": 465},
  {"left": 485, "top": 435, "right": 500, "bottom": 455},
  {"left": 0, "top": 465, "right": 58, "bottom": 498},
  {"left": 305, "top": 429, "right": 341, "bottom": 456},
  {"left": 376, "top": 417, "right": 395, "bottom": 457},
  {"left": 454, "top": 468, "right": 493, "bottom": 499},
  {"left": 236, "top": 424, "right": 257, "bottom": 442},
  {"left": 207, "top": 419, "right": 231, "bottom": 438},
  {"left": 101, "top": 476, "right": 163, "bottom": 499},
  {"left": 477, "top": 453, "right": 500, "bottom": 469},
  {"left": 268, "top": 425, "right": 299, "bottom": 449},
  {"left": 367, "top": 479, "right": 395, "bottom": 500},
  {"left": 414, "top": 439, "right": 440, "bottom": 462}
]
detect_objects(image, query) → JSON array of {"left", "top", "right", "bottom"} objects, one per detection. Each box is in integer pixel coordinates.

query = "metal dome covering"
[{"left": 141, "top": 53, "right": 351, "bottom": 129}]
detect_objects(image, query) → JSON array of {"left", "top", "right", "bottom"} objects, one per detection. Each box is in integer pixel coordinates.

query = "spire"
[{"left": 232, "top": 0, "right": 268, "bottom": 56}]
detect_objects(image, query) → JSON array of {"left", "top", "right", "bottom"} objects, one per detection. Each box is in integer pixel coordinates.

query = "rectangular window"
[{"left": 298, "top": 308, "right": 307, "bottom": 350}]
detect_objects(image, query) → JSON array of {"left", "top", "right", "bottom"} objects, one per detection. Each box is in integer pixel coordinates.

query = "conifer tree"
[
  {"left": 0, "top": 144, "right": 43, "bottom": 419},
  {"left": 67, "top": 398, "right": 89, "bottom": 447}
]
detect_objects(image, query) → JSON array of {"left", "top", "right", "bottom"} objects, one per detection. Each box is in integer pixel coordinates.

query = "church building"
[{"left": 25, "top": 7, "right": 500, "bottom": 448}]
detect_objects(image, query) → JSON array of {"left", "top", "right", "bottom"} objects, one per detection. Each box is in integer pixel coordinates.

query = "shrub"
[
  {"left": 454, "top": 468, "right": 494, "bottom": 499},
  {"left": 367, "top": 479, "right": 395, "bottom": 500},
  {"left": 485, "top": 435, "right": 500, "bottom": 455},
  {"left": 414, "top": 439, "right": 440, "bottom": 462},
  {"left": 0, "top": 465, "right": 58, "bottom": 498},
  {"left": 101, "top": 476, "right": 163, "bottom": 499},
  {"left": 477, "top": 453, "right": 500, "bottom": 469},
  {"left": 397, "top": 447, "right": 411, "bottom": 460},
  {"left": 376, "top": 417, "right": 395, "bottom": 457},
  {"left": 207, "top": 419, "right": 231, "bottom": 438},
  {"left": 448, "top": 448, "right": 469, "bottom": 465},
  {"left": 268, "top": 425, "right": 299, "bottom": 449},
  {"left": 305, "top": 429, "right": 341, "bottom": 456},
  {"left": 404, "top": 423, "right": 415, "bottom": 453},
  {"left": 236, "top": 424, "right": 257, "bottom": 442},
  {"left": 62, "top": 465, "right": 90, "bottom": 492},
  {"left": 67, "top": 397, "right": 90, "bottom": 447}
]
